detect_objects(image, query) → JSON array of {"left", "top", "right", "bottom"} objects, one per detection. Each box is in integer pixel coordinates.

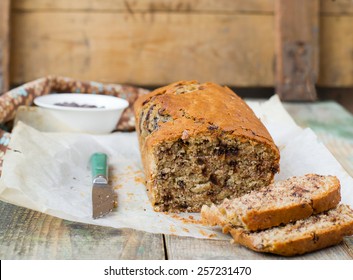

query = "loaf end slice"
[{"left": 201, "top": 174, "right": 341, "bottom": 231}]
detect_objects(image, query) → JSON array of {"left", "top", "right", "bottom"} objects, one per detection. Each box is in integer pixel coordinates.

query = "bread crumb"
[
  {"left": 182, "top": 227, "right": 190, "bottom": 233},
  {"left": 169, "top": 225, "right": 177, "bottom": 233}
]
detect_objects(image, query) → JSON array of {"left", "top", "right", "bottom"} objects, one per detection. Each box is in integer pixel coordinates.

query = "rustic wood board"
[
  {"left": 11, "top": 0, "right": 275, "bottom": 13},
  {"left": 0, "top": 201, "right": 165, "bottom": 259},
  {"left": 318, "top": 16, "right": 353, "bottom": 87},
  {"left": 320, "top": 0, "right": 353, "bottom": 15},
  {"left": 0, "top": 0, "right": 10, "bottom": 93},
  {"left": 165, "top": 235, "right": 353, "bottom": 260},
  {"left": 12, "top": 0, "right": 353, "bottom": 14},
  {"left": 9, "top": 0, "right": 353, "bottom": 87},
  {"left": 10, "top": 12, "right": 275, "bottom": 86},
  {"left": 275, "top": 0, "right": 319, "bottom": 101}
]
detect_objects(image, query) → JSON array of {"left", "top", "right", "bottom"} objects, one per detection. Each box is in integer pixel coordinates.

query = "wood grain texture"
[
  {"left": 12, "top": 0, "right": 275, "bottom": 13},
  {"left": 9, "top": 12, "right": 275, "bottom": 86},
  {"left": 165, "top": 235, "right": 353, "bottom": 260},
  {"left": 320, "top": 0, "right": 353, "bottom": 15},
  {"left": 0, "top": 0, "right": 10, "bottom": 93},
  {"left": 11, "top": 0, "right": 353, "bottom": 14},
  {"left": 319, "top": 16, "right": 353, "bottom": 87},
  {"left": 342, "top": 236, "right": 353, "bottom": 259},
  {"left": 9, "top": 0, "right": 353, "bottom": 87},
  {"left": 0, "top": 201, "right": 165, "bottom": 259},
  {"left": 275, "top": 0, "right": 319, "bottom": 101}
]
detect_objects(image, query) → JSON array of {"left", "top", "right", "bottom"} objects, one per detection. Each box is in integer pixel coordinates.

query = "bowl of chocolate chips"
[{"left": 34, "top": 93, "right": 129, "bottom": 134}]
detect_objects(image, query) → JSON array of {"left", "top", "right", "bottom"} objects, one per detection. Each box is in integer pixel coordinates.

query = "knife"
[{"left": 90, "top": 152, "right": 116, "bottom": 219}]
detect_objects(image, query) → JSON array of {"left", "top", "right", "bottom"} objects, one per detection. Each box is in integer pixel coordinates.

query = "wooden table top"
[{"left": 1, "top": 100, "right": 353, "bottom": 260}]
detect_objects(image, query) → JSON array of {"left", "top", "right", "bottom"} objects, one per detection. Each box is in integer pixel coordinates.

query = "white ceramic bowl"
[{"left": 34, "top": 94, "right": 129, "bottom": 134}]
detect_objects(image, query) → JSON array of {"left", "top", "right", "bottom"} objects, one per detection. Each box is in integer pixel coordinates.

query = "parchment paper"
[{"left": 0, "top": 95, "right": 352, "bottom": 239}]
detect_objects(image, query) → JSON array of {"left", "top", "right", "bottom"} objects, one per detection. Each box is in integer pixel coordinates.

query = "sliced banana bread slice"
[
  {"left": 201, "top": 174, "right": 340, "bottom": 231},
  {"left": 229, "top": 204, "right": 353, "bottom": 256}
]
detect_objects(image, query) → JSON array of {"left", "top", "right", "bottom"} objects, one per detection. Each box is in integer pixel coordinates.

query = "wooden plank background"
[
  {"left": 275, "top": 0, "right": 319, "bottom": 101},
  {"left": 0, "top": 201, "right": 165, "bottom": 259},
  {"left": 0, "top": 0, "right": 10, "bottom": 93},
  {"left": 8, "top": 0, "right": 353, "bottom": 87}
]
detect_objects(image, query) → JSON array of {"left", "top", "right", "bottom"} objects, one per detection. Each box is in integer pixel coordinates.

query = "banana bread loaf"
[
  {"left": 134, "top": 81, "right": 280, "bottom": 212},
  {"left": 229, "top": 204, "right": 353, "bottom": 256},
  {"left": 201, "top": 174, "right": 341, "bottom": 231}
]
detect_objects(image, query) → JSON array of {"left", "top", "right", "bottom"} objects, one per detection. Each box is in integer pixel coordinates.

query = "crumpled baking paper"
[{"left": 0, "top": 95, "right": 352, "bottom": 239}]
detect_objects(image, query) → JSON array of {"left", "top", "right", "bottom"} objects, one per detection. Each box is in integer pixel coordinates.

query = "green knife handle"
[{"left": 91, "top": 153, "right": 108, "bottom": 179}]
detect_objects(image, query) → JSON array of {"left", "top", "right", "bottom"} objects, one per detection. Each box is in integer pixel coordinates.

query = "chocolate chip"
[
  {"left": 196, "top": 158, "right": 205, "bottom": 165},
  {"left": 54, "top": 102, "right": 103, "bottom": 108},
  {"left": 202, "top": 167, "right": 208, "bottom": 177},
  {"left": 214, "top": 146, "right": 226, "bottom": 155},
  {"left": 177, "top": 180, "right": 186, "bottom": 188},
  {"left": 163, "top": 194, "right": 173, "bottom": 202},
  {"left": 226, "top": 147, "right": 239, "bottom": 156},
  {"left": 152, "top": 117, "right": 159, "bottom": 131},
  {"left": 207, "top": 124, "right": 218, "bottom": 131},
  {"left": 210, "top": 174, "right": 218, "bottom": 185},
  {"left": 311, "top": 232, "right": 319, "bottom": 243},
  {"left": 179, "top": 202, "right": 189, "bottom": 209},
  {"left": 271, "top": 165, "right": 279, "bottom": 174},
  {"left": 145, "top": 104, "right": 156, "bottom": 133},
  {"left": 142, "top": 99, "right": 150, "bottom": 106}
]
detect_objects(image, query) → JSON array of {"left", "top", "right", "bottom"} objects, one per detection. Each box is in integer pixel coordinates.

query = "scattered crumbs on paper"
[
  {"left": 199, "top": 230, "right": 217, "bottom": 239},
  {"left": 112, "top": 166, "right": 144, "bottom": 177},
  {"left": 134, "top": 175, "right": 145, "bottom": 185},
  {"left": 80, "top": 192, "right": 85, "bottom": 197},
  {"left": 113, "top": 183, "right": 123, "bottom": 190},
  {"left": 127, "top": 192, "right": 134, "bottom": 200},
  {"left": 182, "top": 227, "right": 190, "bottom": 233},
  {"left": 169, "top": 214, "right": 203, "bottom": 225},
  {"left": 169, "top": 225, "right": 177, "bottom": 233}
]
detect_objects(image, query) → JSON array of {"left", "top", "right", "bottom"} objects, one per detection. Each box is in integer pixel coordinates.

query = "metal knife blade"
[{"left": 90, "top": 153, "right": 115, "bottom": 219}]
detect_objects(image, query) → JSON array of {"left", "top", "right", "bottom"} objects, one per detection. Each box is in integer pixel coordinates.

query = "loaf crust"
[
  {"left": 134, "top": 81, "right": 280, "bottom": 212},
  {"left": 229, "top": 204, "right": 353, "bottom": 256},
  {"left": 201, "top": 174, "right": 341, "bottom": 231}
]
